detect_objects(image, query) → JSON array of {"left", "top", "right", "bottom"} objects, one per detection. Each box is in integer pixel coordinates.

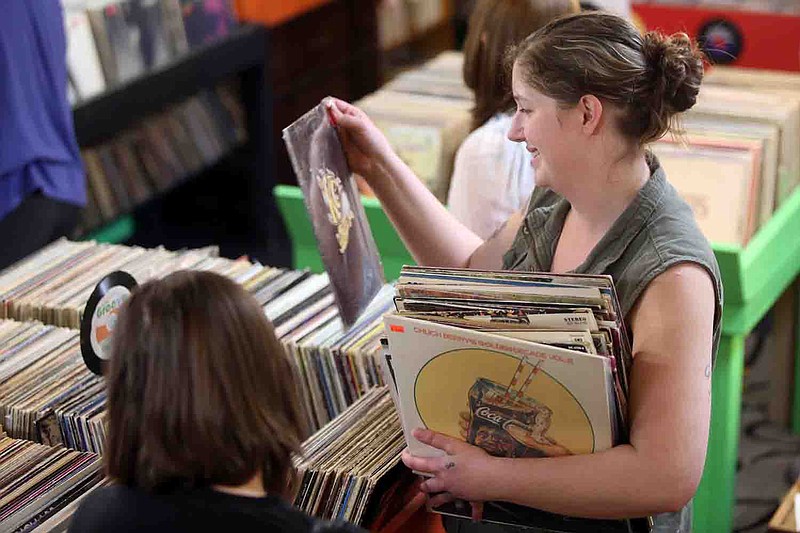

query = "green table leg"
[
  {"left": 693, "top": 334, "right": 745, "bottom": 533},
  {"left": 786, "top": 280, "right": 800, "bottom": 435},
  {"left": 793, "top": 281, "right": 800, "bottom": 434}
]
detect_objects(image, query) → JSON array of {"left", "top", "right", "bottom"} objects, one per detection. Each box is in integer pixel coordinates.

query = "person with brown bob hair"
[
  {"left": 328, "top": 10, "right": 722, "bottom": 533},
  {"left": 448, "top": 0, "right": 580, "bottom": 240},
  {"left": 69, "top": 270, "right": 364, "bottom": 533}
]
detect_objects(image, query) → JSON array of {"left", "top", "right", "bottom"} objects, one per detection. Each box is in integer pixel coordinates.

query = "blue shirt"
[{"left": 0, "top": 0, "right": 86, "bottom": 220}]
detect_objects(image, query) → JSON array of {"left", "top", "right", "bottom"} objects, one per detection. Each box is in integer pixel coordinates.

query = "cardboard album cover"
[{"left": 282, "top": 98, "right": 385, "bottom": 328}]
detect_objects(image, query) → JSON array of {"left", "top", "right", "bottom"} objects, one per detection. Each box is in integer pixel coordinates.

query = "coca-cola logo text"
[{"left": 475, "top": 406, "right": 512, "bottom": 428}]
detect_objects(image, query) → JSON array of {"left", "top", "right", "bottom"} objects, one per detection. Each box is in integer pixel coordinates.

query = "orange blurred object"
[
  {"left": 233, "top": 0, "right": 332, "bottom": 27},
  {"left": 376, "top": 490, "right": 447, "bottom": 533}
]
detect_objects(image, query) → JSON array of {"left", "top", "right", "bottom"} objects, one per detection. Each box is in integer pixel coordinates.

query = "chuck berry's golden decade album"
[{"left": 381, "top": 266, "right": 652, "bottom": 532}]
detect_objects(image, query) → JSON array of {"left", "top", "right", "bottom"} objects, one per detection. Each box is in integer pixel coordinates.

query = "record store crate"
[
  {"left": 699, "top": 187, "right": 800, "bottom": 533},
  {"left": 275, "top": 182, "right": 800, "bottom": 533},
  {"left": 629, "top": 5, "right": 800, "bottom": 531}
]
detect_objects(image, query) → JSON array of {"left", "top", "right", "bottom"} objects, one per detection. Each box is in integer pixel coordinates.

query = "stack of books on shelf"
[
  {"left": 76, "top": 82, "right": 247, "bottom": 236},
  {"left": 64, "top": 0, "right": 239, "bottom": 103}
]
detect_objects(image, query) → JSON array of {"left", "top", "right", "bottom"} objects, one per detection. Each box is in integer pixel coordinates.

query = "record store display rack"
[
  {"left": 75, "top": 83, "right": 248, "bottom": 237},
  {"left": 65, "top": 0, "right": 273, "bottom": 260},
  {"left": 0, "top": 239, "right": 415, "bottom": 531},
  {"left": 70, "top": 0, "right": 386, "bottom": 264}
]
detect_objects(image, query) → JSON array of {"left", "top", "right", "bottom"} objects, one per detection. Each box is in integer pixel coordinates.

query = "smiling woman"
[{"left": 327, "top": 11, "right": 722, "bottom": 533}]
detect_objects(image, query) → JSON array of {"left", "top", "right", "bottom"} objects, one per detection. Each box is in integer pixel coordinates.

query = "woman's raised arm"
[{"left": 329, "top": 98, "right": 520, "bottom": 269}]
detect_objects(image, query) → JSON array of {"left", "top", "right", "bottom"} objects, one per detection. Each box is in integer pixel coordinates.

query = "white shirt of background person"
[{"left": 446, "top": 112, "right": 535, "bottom": 239}]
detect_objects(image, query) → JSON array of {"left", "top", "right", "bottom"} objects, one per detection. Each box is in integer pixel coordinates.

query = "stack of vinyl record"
[
  {"left": 378, "top": 265, "right": 654, "bottom": 530},
  {"left": 270, "top": 273, "right": 394, "bottom": 432},
  {"left": 0, "top": 432, "right": 103, "bottom": 533},
  {"left": 385, "top": 270, "right": 628, "bottom": 448},
  {"left": 384, "top": 51, "right": 473, "bottom": 101},
  {"left": 376, "top": 0, "right": 450, "bottom": 51},
  {"left": 379, "top": 49, "right": 800, "bottom": 247},
  {"left": 353, "top": 51, "right": 474, "bottom": 203},
  {"left": 649, "top": 77, "right": 800, "bottom": 246},
  {"left": 0, "top": 240, "right": 395, "bottom": 446},
  {"left": 0, "top": 320, "right": 104, "bottom": 452},
  {"left": 0, "top": 238, "right": 407, "bottom": 530},
  {"left": 0, "top": 238, "right": 260, "bottom": 328},
  {"left": 293, "top": 386, "right": 411, "bottom": 528}
]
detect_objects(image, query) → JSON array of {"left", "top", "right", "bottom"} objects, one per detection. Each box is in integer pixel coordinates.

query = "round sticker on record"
[{"left": 80, "top": 271, "right": 137, "bottom": 375}]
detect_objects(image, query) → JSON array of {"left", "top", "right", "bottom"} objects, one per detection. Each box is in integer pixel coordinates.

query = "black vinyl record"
[{"left": 80, "top": 271, "right": 137, "bottom": 375}]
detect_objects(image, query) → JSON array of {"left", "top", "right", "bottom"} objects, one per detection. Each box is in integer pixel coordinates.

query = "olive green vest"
[
  {"left": 501, "top": 154, "right": 723, "bottom": 533},
  {"left": 502, "top": 154, "right": 722, "bottom": 357}
]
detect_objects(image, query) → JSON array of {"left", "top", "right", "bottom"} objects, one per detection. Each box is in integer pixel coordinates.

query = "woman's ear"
[{"left": 578, "top": 95, "right": 603, "bottom": 135}]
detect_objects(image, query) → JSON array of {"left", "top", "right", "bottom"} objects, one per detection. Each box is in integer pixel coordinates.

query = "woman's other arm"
[{"left": 405, "top": 262, "right": 715, "bottom": 518}]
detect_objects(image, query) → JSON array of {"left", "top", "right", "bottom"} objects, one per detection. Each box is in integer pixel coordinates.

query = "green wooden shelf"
[
  {"left": 718, "top": 187, "right": 800, "bottom": 334},
  {"left": 274, "top": 185, "right": 414, "bottom": 281},
  {"left": 696, "top": 186, "right": 800, "bottom": 533},
  {"left": 274, "top": 183, "right": 800, "bottom": 533}
]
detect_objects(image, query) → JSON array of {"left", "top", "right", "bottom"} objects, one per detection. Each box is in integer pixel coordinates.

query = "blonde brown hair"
[
  {"left": 463, "top": 0, "right": 579, "bottom": 130},
  {"left": 508, "top": 12, "right": 705, "bottom": 144},
  {"left": 104, "top": 270, "right": 308, "bottom": 495}
]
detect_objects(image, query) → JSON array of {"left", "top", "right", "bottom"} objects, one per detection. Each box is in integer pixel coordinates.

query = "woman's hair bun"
[{"left": 642, "top": 31, "right": 705, "bottom": 113}]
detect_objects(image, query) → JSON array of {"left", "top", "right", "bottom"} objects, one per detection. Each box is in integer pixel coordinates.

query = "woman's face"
[{"left": 507, "top": 63, "right": 582, "bottom": 192}]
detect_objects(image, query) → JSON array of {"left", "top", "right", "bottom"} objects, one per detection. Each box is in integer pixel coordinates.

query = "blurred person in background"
[
  {"left": 447, "top": 0, "right": 580, "bottom": 239},
  {"left": 0, "top": 1, "right": 86, "bottom": 270}
]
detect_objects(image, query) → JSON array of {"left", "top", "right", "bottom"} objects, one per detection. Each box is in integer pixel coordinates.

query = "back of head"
[
  {"left": 509, "top": 11, "right": 705, "bottom": 144},
  {"left": 463, "top": 0, "right": 580, "bottom": 129},
  {"left": 104, "top": 270, "right": 307, "bottom": 495}
]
